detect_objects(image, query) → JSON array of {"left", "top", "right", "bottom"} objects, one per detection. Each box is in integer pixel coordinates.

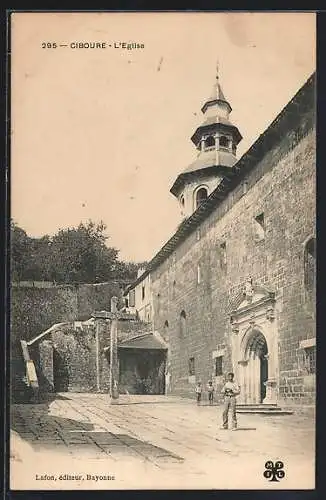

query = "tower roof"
[
  {"left": 201, "top": 63, "right": 232, "bottom": 114},
  {"left": 170, "top": 61, "right": 242, "bottom": 198}
]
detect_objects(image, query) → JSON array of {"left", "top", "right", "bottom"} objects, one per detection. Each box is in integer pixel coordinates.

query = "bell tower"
[{"left": 170, "top": 63, "right": 242, "bottom": 218}]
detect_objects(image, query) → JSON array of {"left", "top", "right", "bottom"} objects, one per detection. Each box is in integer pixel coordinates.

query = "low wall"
[{"left": 10, "top": 282, "right": 124, "bottom": 400}]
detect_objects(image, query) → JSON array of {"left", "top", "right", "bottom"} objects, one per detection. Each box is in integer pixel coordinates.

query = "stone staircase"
[{"left": 236, "top": 404, "right": 293, "bottom": 415}]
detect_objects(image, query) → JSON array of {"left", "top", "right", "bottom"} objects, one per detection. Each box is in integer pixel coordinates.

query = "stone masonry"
[{"left": 143, "top": 76, "right": 316, "bottom": 405}]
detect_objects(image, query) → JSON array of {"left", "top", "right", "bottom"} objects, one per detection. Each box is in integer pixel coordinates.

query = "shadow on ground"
[{"left": 11, "top": 394, "right": 184, "bottom": 464}]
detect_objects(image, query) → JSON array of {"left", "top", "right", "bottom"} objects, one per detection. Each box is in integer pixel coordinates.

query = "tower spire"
[{"left": 202, "top": 60, "right": 229, "bottom": 111}]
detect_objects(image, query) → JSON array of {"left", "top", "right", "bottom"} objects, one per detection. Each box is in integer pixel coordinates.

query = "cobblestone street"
[{"left": 10, "top": 394, "right": 315, "bottom": 490}]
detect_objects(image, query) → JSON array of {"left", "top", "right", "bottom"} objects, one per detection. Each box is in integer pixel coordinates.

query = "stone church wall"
[{"left": 151, "top": 109, "right": 315, "bottom": 405}]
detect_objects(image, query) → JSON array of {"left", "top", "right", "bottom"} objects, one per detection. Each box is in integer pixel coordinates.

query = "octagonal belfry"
[{"left": 170, "top": 63, "right": 242, "bottom": 218}]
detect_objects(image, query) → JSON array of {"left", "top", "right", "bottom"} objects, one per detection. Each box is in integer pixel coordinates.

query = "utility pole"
[
  {"left": 95, "top": 319, "right": 100, "bottom": 392},
  {"left": 110, "top": 296, "right": 119, "bottom": 404}
]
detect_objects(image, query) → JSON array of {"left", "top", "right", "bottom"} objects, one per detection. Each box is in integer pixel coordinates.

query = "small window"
[
  {"left": 205, "top": 135, "right": 215, "bottom": 148},
  {"left": 129, "top": 289, "right": 135, "bottom": 307},
  {"left": 220, "top": 136, "right": 228, "bottom": 148},
  {"left": 125, "top": 297, "right": 129, "bottom": 308},
  {"left": 197, "top": 264, "right": 201, "bottom": 284},
  {"left": 163, "top": 320, "right": 169, "bottom": 340},
  {"left": 196, "top": 228, "right": 201, "bottom": 241},
  {"left": 189, "top": 357, "right": 195, "bottom": 376},
  {"left": 180, "top": 310, "right": 186, "bottom": 337},
  {"left": 142, "top": 285, "right": 145, "bottom": 300},
  {"left": 242, "top": 179, "right": 249, "bottom": 195},
  {"left": 157, "top": 293, "right": 161, "bottom": 315},
  {"left": 304, "top": 238, "right": 316, "bottom": 294},
  {"left": 215, "top": 356, "right": 223, "bottom": 376},
  {"left": 195, "top": 187, "right": 208, "bottom": 209},
  {"left": 180, "top": 195, "right": 185, "bottom": 207},
  {"left": 254, "top": 213, "right": 265, "bottom": 241},
  {"left": 304, "top": 346, "right": 316, "bottom": 374},
  {"left": 172, "top": 280, "right": 176, "bottom": 299},
  {"left": 220, "top": 242, "right": 227, "bottom": 270}
]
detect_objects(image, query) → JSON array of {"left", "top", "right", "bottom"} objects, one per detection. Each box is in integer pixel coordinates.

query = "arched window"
[
  {"left": 254, "top": 213, "right": 265, "bottom": 241},
  {"left": 304, "top": 237, "right": 316, "bottom": 294},
  {"left": 195, "top": 187, "right": 208, "bottom": 209},
  {"left": 180, "top": 310, "right": 186, "bottom": 338},
  {"left": 180, "top": 195, "right": 185, "bottom": 207},
  {"left": 171, "top": 279, "right": 176, "bottom": 299},
  {"left": 188, "top": 357, "right": 195, "bottom": 376},
  {"left": 220, "top": 136, "right": 229, "bottom": 148},
  {"left": 205, "top": 135, "right": 215, "bottom": 148}
]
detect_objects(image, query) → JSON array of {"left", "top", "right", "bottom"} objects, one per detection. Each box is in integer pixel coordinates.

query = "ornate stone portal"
[{"left": 230, "top": 282, "right": 278, "bottom": 405}]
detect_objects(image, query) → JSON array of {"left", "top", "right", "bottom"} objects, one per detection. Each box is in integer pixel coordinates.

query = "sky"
[{"left": 11, "top": 12, "right": 316, "bottom": 262}]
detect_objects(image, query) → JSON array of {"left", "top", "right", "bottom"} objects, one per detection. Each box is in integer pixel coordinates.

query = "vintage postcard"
[{"left": 8, "top": 11, "right": 316, "bottom": 490}]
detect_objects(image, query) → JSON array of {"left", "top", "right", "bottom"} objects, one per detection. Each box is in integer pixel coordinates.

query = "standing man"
[
  {"left": 221, "top": 372, "right": 240, "bottom": 430},
  {"left": 195, "top": 381, "right": 203, "bottom": 405},
  {"left": 207, "top": 380, "right": 215, "bottom": 405}
]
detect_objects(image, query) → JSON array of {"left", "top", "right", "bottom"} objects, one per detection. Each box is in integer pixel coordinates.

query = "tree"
[
  {"left": 10, "top": 220, "right": 147, "bottom": 284},
  {"left": 23, "top": 235, "right": 52, "bottom": 281},
  {"left": 49, "top": 221, "right": 119, "bottom": 283},
  {"left": 10, "top": 221, "right": 30, "bottom": 282}
]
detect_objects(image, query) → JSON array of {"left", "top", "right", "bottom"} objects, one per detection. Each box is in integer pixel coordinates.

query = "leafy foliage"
[{"left": 10, "top": 220, "right": 146, "bottom": 285}]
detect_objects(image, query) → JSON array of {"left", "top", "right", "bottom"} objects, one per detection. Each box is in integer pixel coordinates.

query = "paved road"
[{"left": 10, "top": 394, "right": 315, "bottom": 490}]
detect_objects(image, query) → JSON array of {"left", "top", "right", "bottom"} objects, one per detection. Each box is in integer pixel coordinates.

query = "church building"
[{"left": 124, "top": 68, "right": 316, "bottom": 406}]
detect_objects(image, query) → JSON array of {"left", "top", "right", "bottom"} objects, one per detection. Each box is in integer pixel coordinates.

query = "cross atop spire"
[{"left": 216, "top": 59, "right": 220, "bottom": 80}]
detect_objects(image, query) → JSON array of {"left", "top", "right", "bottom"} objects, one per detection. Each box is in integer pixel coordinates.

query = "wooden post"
[
  {"left": 110, "top": 296, "right": 119, "bottom": 403},
  {"left": 91, "top": 306, "right": 136, "bottom": 402},
  {"left": 95, "top": 319, "right": 100, "bottom": 392}
]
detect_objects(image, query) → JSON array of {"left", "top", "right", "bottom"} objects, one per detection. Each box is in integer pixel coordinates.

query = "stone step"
[
  {"left": 237, "top": 404, "right": 278, "bottom": 410},
  {"left": 236, "top": 404, "right": 293, "bottom": 415},
  {"left": 237, "top": 409, "right": 293, "bottom": 415}
]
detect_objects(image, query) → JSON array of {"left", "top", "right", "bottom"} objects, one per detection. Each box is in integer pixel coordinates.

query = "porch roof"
[{"left": 104, "top": 334, "right": 167, "bottom": 351}]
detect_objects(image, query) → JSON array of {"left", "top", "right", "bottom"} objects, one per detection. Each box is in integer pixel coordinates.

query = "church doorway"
[
  {"left": 259, "top": 341, "right": 268, "bottom": 402},
  {"left": 231, "top": 283, "right": 278, "bottom": 405},
  {"left": 242, "top": 330, "right": 269, "bottom": 404}
]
